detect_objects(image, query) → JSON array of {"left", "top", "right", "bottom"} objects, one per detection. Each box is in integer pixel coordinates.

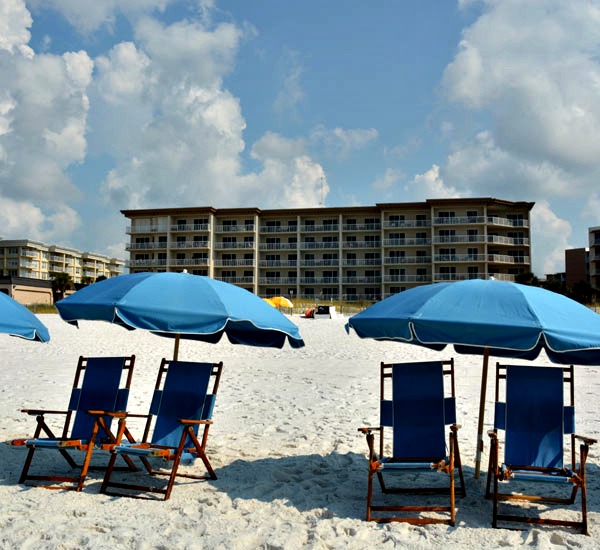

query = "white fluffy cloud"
[
  {"left": 310, "top": 125, "right": 378, "bottom": 158},
  {"left": 437, "top": 0, "right": 600, "bottom": 273},
  {"left": 407, "top": 165, "right": 459, "bottom": 199},
  {"left": 0, "top": 0, "right": 90, "bottom": 241},
  {"left": 530, "top": 200, "right": 572, "bottom": 276}
]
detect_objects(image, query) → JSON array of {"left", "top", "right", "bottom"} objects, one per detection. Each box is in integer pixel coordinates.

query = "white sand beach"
[{"left": 1, "top": 313, "right": 600, "bottom": 549}]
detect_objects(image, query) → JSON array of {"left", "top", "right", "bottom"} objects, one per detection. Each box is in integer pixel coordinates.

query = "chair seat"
[
  {"left": 25, "top": 438, "right": 89, "bottom": 448},
  {"left": 379, "top": 456, "right": 448, "bottom": 471},
  {"left": 500, "top": 464, "right": 574, "bottom": 484}
]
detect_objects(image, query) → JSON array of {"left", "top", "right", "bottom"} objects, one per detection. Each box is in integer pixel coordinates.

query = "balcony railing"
[
  {"left": 213, "top": 259, "right": 254, "bottom": 267},
  {"left": 341, "top": 223, "right": 381, "bottom": 231},
  {"left": 127, "top": 259, "right": 167, "bottom": 267},
  {"left": 127, "top": 225, "right": 170, "bottom": 234},
  {"left": 299, "top": 277, "right": 340, "bottom": 284},
  {"left": 299, "top": 242, "right": 340, "bottom": 250},
  {"left": 126, "top": 242, "right": 168, "bottom": 251},
  {"left": 213, "top": 242, "right": 255, "bottom": 249},
  {"left": 258, "top": 277, "right": 298, "bottom": 285},
  {"left": 487, "top": 216, "right": 528, "bottom": 228},
  {"left": 215, "top": 224, "right": 255, "bottom": 232},
  {"left": 431, "top": 235, "right": 529, "bottom": 246},
  {"left": 383, "top": 220, "right": 430, "bottom": 228},
  {"left": 258, "top": 260, "right": 298, "bottom": 267},
  {"left": 342, "top": 241, "right": 381, "bottom": 249},
  {"left": 433, "top": 216, "right": 486, "bottom": 225},
  {"left": 384, "top": 275, "right": 432, "bottom": 283},
  {"left": 433, "top": 272, "right": 516, "bottom": 282},
  {"left": 342, "top": 259, "right": 382, "bottom": 266},
  {"left": 170, "top": 224, "right": 210, "bottom": 232},
  {"left": 299, "top": 259, "right": 340, "bottom": 266},
  {"left": 260, "top": 225, "right": 299, "bottom": 233},
  {"left": 341, "top": 276, "right": 382, "bottom": 284},
  {"left": 169, "top": 258, "right": 210, "bottom": 266},
  {"left": 300, "top": 224, "right": 340, "bottom": 232},
  {"left": 215, "top": 276, "right": 254, "bottom": 284},
  {"left": 173, "top": 241, "right": 209, "bottom": 249},
  {"left": 384, "top": 256, "right": 432, "bottom": 264},
  {"left": 383, "top": 238, "right": 432, "bottom": 246}
]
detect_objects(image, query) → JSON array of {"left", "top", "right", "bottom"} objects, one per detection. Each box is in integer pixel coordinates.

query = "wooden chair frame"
[
  {"left": 100, "top": 359, "right": 223, "bottom": 501},
  {"left": 359, "top": 359, "right": 466, "bottom": 525},
  {"left": 12, "top": 355, "right": 137, "bottom": 491},
  {"left": 486, "top": 363, "right": 596, "bottom": 535}
]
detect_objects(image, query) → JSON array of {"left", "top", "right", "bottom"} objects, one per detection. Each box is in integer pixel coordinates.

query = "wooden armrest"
[
  {"left": 21, "top": 409, "right": 68, "bottom": 416},
  {"left": 574, "top": 434, "right": 597, "bottom": 445},
  {"left": 449, "top": 423, "right": 462, "bottom": 431},
  {"left": 86, "top": 410, "right": 127, "bottom": 418},
  {"left": 179, "top": 419, "right": 212, "bottom": 425},
  {"left": 488, "top": 430, "right": 498, "bottom": 438},
  {"left": 358, "top": 427, "right": 382, "bottom": 434}
]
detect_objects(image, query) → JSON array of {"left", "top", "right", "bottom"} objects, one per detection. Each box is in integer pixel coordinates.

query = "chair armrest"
[
  {"left": 358, "top": 427, "right": 381, "bottom": 434},
  {"left": 574, "top": 434, "right": 597, "bottom": 446},
  {"left": 488, "top": 430, "right": 498, "bottom": 439},
  {"left": 449, "top": 423, "right": 462, "bottom": 431},
  {"left": 179, "top": 419, "right": 212, "bottom": 426},
  {"left": 87, "top": 410, "right": 127, "bottom": 418},
  {"left": 21, "top": 409, "right": 68, "bottom": 416}
]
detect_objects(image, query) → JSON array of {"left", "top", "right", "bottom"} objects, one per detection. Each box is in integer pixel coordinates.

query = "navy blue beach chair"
[
  {"left": 487, "top": 363, "right": 596, "bottom": 535},
  {"left": 359, "top": 360, "right": 465, "bottom": 524},
  {"left": 13, "top": 355, "right": 136, "bottom": 491},
  {"left": 100, "top": 359, "right": 223, "bottom": 500}
]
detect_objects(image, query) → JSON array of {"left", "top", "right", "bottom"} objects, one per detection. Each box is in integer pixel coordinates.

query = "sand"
[{"left": 1, "top": 313, "right": 599, "bottom": 549}]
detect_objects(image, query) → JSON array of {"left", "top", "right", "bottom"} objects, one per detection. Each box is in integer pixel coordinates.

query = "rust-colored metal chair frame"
[
  {"left": 100, "top": 359, "right": 223, "bottom": 500},
  {"left": 486, "top": 363, "right": 596, "bottom": 535},
  {"left": 12, "top": 355, "right": 137, "bottom": 491},
  {"left": 359, "top": 359, "right": 466, "bottom": 525}
]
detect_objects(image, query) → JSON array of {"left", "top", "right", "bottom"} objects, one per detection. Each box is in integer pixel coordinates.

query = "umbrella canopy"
[
  {"left": 56, "top": 272, "right": 304, "bottom": 351},
  {"left": 347, "top": 278, "right": 600, "bottom": 476},
  {"left": 0, "top": 293, "right": 50, "bottom": 342},
  {"left": 266, "top": 296, "right": 294, "bottom": 309}
]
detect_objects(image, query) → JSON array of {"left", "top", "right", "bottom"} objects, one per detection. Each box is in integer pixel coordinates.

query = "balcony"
[
  {"left": 384, "top": 256, "right": 431, "bottom": 265},
  {"left": 213, "top": 259, "right": 254, "bottom": 267},
  {"left": 431, "top": 235, "right": 529, "bottom": 246},
  {"left": 341, "top": 223, "right": 381, "bottom": 231},
  {"left": 299, "top": 259, "right": 340, "bottom": 267},
  {"left": 258, "top": 277, "right": 298, "bottom": 285},
  {"left": 299, "top": 242, "right": 340, "bottom": 250},
  {"left": 260, "top": 225, "right": 298, "bottom": 233},
  {"left": 170, "top": 224, "right": 210, "bottom": 232},
  {"left": 341, "top": 276, "right": 382, "bottom": 284},
  {"left": 173, "top": 240, "right": 209, "bottom": 250},
  {"left": 126, "top": 242, "right": 168, "bottom": 251},
  {"left": 215, "top": 224, "right": 255, "bottom": 232},
  {"left": 433, "top": 216, "right": 486, "bottom": 225},
  {"left": 384, "top": 275, "right": 432, "bottom": 283},
  {"left": 127, "top": 225, "right": 170, "bottom": 234},
  {"left": 170, "top": 258, "right": 210, "bottom": 267},
  {"left": 433, "top": 272, "right": 516, "bottom": 282},
  {"left": 258, "top": 260, "right": 298, "bottom": 267},
  {"left": 487, "top": 216, "right": 528, "bottom": 228},
  {"left": 434, "top": 254, "right": 487, "bottom": 263},
  {"left": 213, "top": 241, "right": 255, "bottom": 250},
  {"left": 342, "top": 241, "right": 381, "bottom": 249},
  {"left": 258, "top": 243, "right": 298, "bottom": 250},
  {"left": 383, "top": 219, "right": 430, "bottom": 228},
  {"left": 383, "top": 238, "right": 432, "bottom": 247},
  {"left": 342, "top": 258, "right": 382, "bottom": 266},
  {"left": 488, "top": 254, "right": 530, "bottom": 264},
  {"left": 127, "top": 259, "right": 167, "bottom": 268},
  {"left": 299, "top": 224, "right": 340, "bottom": 232},
  {"left": 215, "top": 276, "right": 254, "bottom": 284},
  {"left": 299, "top": 277, "right": 340, "bottom": 284}
]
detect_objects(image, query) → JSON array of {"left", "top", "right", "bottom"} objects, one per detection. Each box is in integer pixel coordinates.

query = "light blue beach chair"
[
  {"left": 487, "top": 363, "right": 596, "bottom": 535},
  {"left": 12, "top": 355, "right": 137, "bottom": 491},
  {"left": 100, "top": 359, "right": 223, "bottom": 500},
  {"left": 359, "top": 360, "right": 465, "bottom": 525}
]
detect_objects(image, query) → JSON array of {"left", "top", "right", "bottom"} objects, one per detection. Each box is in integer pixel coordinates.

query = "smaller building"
[
  {"left": 590, "top": 227, "right": 600, "bottom": 290},
  {"left": 565, "top": 248, "right": 589, "bottom": 287},
  {"left": 0, "top": 238, "right": 124, "bottom": 305}
]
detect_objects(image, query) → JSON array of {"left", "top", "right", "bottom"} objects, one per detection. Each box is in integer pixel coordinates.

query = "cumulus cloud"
[
  {"left": 310, "top": 125, "right": 378, "bottom": 158},
  {"left": 435, "top": 0, "right": 600, "bottom": 274},
  {"left": 407, "top": 165, "right": 459, "bottom": 199},
  {"left": 530, "top": 200, "right": 572, "bottom": 275},
  {"left": 273, "top": 51, "right": 305, "bottom": 116},
  {"left": 372, "top": 168, "right": 404, "bottom": 193},
  {"left": 0, "top": 0, "right": 89, "bottom": 243}
]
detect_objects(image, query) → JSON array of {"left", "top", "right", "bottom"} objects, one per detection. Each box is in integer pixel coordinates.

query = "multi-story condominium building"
[
  {"left": 0, "top": 239, "right": 124, "bottom": 283},
  {"left": 589, "top": 226, "right": 600, "bottom": 289},
  {"left": 122, "top": 198, "right": 533, "bottom": 301}
]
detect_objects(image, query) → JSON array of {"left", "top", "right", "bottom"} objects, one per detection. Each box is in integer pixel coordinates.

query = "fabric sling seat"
[
  {"left": 358, "top": 360, "right": 466, "bottom": 525},
  {"left": 486, "top": 364, "right": 596, "bottom": 535},
  {"left": 11, "top": 355, "right": 137, "bottom": 491},
  {"left": 100, "top": 359, "right": 223, "bottom": 501}
]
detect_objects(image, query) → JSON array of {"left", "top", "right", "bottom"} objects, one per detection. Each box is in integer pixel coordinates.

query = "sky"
[{"left": 1, "top": 0, "right": 600, "bottom": 276}]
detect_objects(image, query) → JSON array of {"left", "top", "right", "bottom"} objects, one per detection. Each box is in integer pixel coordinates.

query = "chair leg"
[
  {"left": 366, "top": 466, "right": 374, "bottom": 521},
  {"left": 99, "top": 451, "right": 119, "bottom": 495},
  {"left": 449, "top": 432, "right": 456, "bottom": 526}
]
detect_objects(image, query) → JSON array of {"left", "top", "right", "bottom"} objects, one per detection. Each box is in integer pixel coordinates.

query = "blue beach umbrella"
[
  {"left": 0, "top": 293, "right": 50, "bottom": 342},
  {"left": 56, "top": 272, "right": 304, "bottom": 356},
  {"left": 347, "top": 278, "right": 600, "bottom": 477}
]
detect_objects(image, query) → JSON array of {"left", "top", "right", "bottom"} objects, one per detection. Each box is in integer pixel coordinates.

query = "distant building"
[
  {"left": 0, "top": 239, "right": 124, "bottom": 305},
  {"left": 590, "top": 227, "right": 600, "bottom": 289},
  {"left": 565, "top": 248, "right": 589, "bottom": 287},
  {"left": 122, "top": 198, "right": 533, "bottom": 301}
]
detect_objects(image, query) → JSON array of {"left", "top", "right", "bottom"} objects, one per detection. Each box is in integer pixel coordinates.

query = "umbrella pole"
[
  {"left": 173, "top": 334, "right": 180, "bottom": 361},
  {"left": 474, "top": 347, "right": 490, "bottom": 479}
]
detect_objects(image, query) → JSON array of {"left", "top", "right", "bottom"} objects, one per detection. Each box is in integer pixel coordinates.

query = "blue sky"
[{"left": 2, "top": 0, "right": 600, "bottom": 276}]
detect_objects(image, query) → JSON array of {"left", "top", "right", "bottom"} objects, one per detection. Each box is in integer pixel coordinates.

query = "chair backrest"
[
  {"left": 68, "top": 356, "right": 135, "bottom": 440},
  {"left": 493, "top": 364, "right": 575, "bottom": 468},
  {"left": 380, "top": 360, "right": 456, "bottom": 459},
  {"left": 148, "top": 360, "right": 222, "bottom": 448}
]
